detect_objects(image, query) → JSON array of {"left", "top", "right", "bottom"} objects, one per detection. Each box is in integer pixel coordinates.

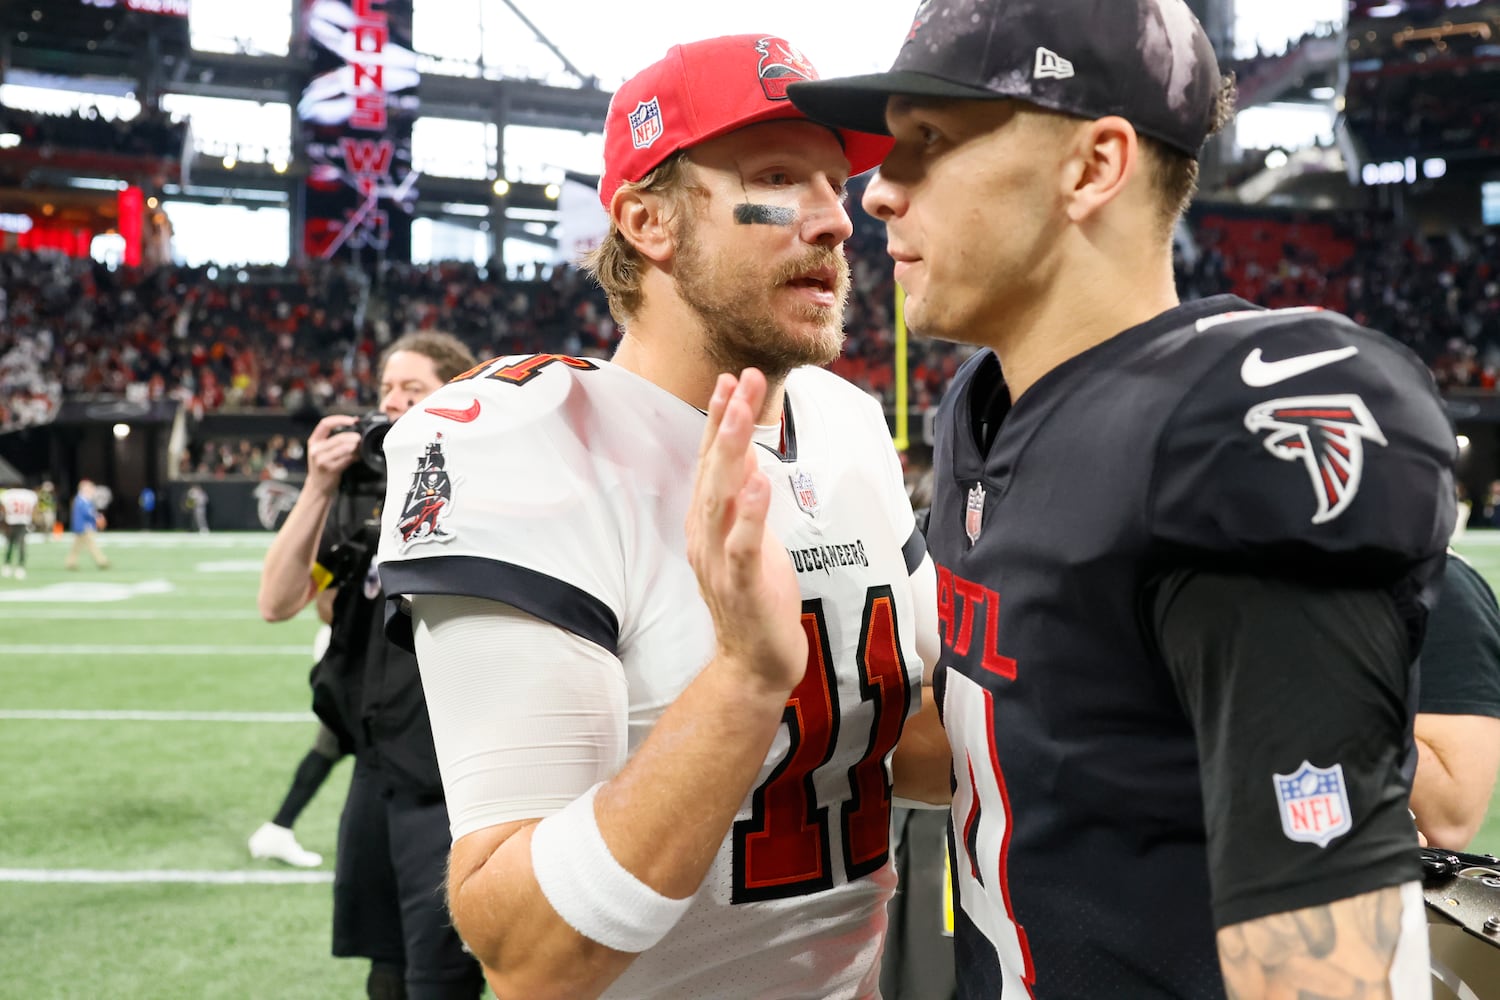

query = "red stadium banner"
[
  {"left": 299, "top": 0, "right": 419, "bottom": 265},
  {"left": 117, "top": 186, "right": 145, "bottom": 268}
]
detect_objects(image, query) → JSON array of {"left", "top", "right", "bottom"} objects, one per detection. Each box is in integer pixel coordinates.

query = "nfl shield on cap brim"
[{"left": 788, "top": 71, "right": 1001, "bottom": 136}]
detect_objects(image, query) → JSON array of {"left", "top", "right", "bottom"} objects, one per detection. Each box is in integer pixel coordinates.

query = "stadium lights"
[
  {"left": 1265, "top": 150, "right": 1290, "bottom": 170},
  {"left": 1458, "top": 435, "right": 1472, "bottom": 451},
  {"left": 223, "top": 155, "right": 237, "bottom": 169},
  {"left": 272, "top": 159, "right": 288, "bottom": 174},
  {"left": 492, "top": 179, "right": 511, "bottom": 197},
  {"left": 1361, "top": 156, "right": 1448, "bottom": 187},
  {"left": 0, "top": 133, "right": 20, "bottom": 149},
  {"left": 67, "top": 177, "right": 128, "bottom": 192},
  {"left": 112, "top": 424, "right": 131, "bottom": 440},
  {"left": 147, "top": 197, "right": 159, "bottom": 209},
  {"left": 543, "top": 183, "right": 561, "bottom": 200}
]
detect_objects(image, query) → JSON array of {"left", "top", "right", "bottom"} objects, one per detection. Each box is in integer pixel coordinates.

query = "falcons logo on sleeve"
[{"left": 1244, "top": 395, "right": 1388, "bottom": 525}]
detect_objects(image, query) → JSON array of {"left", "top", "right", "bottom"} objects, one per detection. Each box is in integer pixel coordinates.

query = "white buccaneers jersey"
[
  {"left": 378, "top": 354, "right": 928, "bottom": 1000},
  {"left": 3, "top": 488, "right": 38, "bottom": 526}
]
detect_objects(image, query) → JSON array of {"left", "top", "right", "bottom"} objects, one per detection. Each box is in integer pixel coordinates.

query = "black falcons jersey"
[{"left": 928, "top": 296, "right": 1456, "bottom": 999}]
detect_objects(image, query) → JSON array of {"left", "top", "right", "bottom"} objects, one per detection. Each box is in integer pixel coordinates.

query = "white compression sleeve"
[{"left": 410, "top": 594, "right": 630, "bottom": 840}]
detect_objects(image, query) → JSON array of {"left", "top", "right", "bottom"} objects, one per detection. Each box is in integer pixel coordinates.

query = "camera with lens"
[{"left": 332, "top": 411, "right": 393, "bottom": 496}]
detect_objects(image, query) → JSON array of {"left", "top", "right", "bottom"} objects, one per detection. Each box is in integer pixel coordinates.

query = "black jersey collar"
[{"left": 949, "top": 295, "right": 1256, "bottom": 481}]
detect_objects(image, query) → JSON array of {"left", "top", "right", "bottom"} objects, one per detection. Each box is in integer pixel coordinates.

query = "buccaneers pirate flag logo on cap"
[{"left": 756, "top": 37, "right": 817, "bottom": 100}]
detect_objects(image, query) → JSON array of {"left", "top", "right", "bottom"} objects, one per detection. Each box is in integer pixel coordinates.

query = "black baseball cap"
[{"left": 788, "top": 0, "right": 1223, "bottom": 157}]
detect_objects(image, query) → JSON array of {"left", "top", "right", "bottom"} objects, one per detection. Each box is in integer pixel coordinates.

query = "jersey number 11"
[{"left": 731, "top": 585, "right": 913, "bottom": 903}]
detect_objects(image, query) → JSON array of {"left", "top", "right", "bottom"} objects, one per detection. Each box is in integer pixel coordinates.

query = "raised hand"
[
  {"left": 303, "top": 414, "right": 361, "bottom": 497},
  {"left": 686, "top": 370, "right": 808, "bottom": 696}
]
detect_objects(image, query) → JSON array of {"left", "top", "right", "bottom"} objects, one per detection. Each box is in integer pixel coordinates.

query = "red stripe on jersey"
[{"left": 1277, "top": 409, "right": 1356, "bottom": 420}]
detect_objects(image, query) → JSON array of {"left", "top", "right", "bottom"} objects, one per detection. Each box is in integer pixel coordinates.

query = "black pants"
[
  {"left": 332, "top": 757, "right": 484, "bottom": 999},
  {"left": 881, "top": 807, "right": 958, "bottom": 1000}
]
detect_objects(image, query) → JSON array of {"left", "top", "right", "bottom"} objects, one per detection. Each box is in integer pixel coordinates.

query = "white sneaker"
[
  {"left": 13, "top": 568, "right": 23, "bottom": 580},
  {"left": 0, "top": 566, "right": 10, "bottom": 578},
  {"left": 248, "top": 822, "right": 322, "bottom": 868}
]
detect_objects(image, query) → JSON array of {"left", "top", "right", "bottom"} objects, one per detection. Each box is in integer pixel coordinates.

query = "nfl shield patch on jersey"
[
  {"left": 965, "top": 483, "right": 985, "bottom": 546},
  {"left": 790, "top": 470, "right": 819, "bottom": 516},
  {"left": 1273, "top": 760, "right": 1352, "bottom": 848}
]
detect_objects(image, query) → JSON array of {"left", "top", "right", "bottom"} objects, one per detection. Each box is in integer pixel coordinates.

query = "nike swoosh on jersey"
[
  {"left": 1239, "top": 346, "right": 1359, "bottom": 387},
  {"left": 424, "top": 399, "right": 481, "bottom": 422}
]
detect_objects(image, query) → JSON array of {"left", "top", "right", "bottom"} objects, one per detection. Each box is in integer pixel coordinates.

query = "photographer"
[{"left": 258, "top": 331, "right": 482, "bottom": 1000}]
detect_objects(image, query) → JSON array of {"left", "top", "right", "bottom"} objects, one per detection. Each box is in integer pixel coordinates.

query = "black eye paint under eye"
[{"left": 734, "top": 203, "right": 798, "bottom": 227}]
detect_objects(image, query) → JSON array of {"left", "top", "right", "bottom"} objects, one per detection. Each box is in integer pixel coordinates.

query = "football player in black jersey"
[
  {"left": 788, "top": 0, "right": 1458, "bottom": 996},
  {"left": 1410, "top": 551, "right": 1500, "bottom": 850}
]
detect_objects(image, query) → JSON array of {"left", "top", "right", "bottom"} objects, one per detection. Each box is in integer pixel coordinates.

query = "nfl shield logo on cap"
[
  {"left": 790, "top": 470, "right": 819, "bottom": 516},
  {"left": 965, "top": 483, "right": 985, "bottom": 546},
  {"left": 629, "top": 97, "right": 664, "bottom": 150},
  {"left": 1273, "top": 761, "right": 1352, "bottom": 848}
]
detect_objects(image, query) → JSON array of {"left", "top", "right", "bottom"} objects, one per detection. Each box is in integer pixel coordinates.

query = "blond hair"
[{"left": 579, "top": 153, "right": 703, "bottom": 325}]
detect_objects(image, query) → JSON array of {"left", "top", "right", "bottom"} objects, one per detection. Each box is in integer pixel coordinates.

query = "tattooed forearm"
[{"left": 1218, "top": 885, "right": 1408, "bottom": 999}]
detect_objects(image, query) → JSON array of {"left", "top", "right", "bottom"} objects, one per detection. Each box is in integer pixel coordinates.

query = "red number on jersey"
[
  {"left": 451, "top": 353, "right": 599, "bottom": 387},
  {"left": 842, "top": 587, "right": 909, "bottom": 879},
  {"left": 733, "top": 602, "right": 839, "bottom": 901},
  {"left": 732, "top": 586, "right": 914, "bottom": 902}
]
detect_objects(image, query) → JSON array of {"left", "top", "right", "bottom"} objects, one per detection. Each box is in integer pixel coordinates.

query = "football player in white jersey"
[
  {"left": 2, "top": 483, "right": 39, "bottom": 579},
  {"left": 376, "top": 33, "right": 949, "bottom": 1000}
]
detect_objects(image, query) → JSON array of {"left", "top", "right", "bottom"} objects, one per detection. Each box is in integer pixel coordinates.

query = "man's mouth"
[{"left": 787, "top": 265, "right": 839, "bottom": 293}]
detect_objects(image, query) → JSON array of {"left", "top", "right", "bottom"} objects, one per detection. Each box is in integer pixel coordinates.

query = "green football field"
[{"left": 1, "top": 531, "right": 1498, "bottom": 998}]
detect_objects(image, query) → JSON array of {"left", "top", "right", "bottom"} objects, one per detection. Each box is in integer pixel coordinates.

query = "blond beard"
[{"left": 672, "top": 214, "right": 850, "bottom": 379}]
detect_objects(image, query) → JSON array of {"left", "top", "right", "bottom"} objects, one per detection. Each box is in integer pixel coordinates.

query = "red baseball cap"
[{"left": 598, "top": 34, "right": 895, "bottom": 208}]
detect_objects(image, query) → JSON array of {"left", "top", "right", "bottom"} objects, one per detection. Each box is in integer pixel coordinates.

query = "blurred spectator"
[
  {"left": 64, "top": 479, "right": 110, "bottom": 570},
  {"left": 184, "top": 484, "right": 210, "bottom": 533},
  {"left": 139, "top": 486, "right": 157, "bottom": 530}
]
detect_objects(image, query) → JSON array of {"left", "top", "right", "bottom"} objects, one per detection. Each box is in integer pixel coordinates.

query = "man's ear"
[
  {"left": 613, "top": 188, "right": 676, "bottom": 264},
  {"left": 1061, "top": 116, "right": 1138, "bottom": 224}
]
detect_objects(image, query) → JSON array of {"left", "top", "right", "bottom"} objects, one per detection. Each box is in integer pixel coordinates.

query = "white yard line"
[
  {"left": 0, "top": 868, "right": 331, "bottom": 884},
  {"left": 0, "top": 644, "right": 310, "bottom": 656},
  {"left": 0, "top": 710, "right": 315, "bottom": 722},
  {"left": 17, "top": 610, "right": 311, "bottom": 620},
  {"left": 48, "top": 535, "right": 274, "bottom": 548}
]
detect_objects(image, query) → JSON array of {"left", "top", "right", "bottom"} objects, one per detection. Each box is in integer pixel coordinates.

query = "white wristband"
[{"left": 530, "top": 783, "right": 694, "bottom": 953}]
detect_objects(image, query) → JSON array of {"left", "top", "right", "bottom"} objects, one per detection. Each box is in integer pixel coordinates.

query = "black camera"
[{"left": 333, "top": 411, "right": 393, "bottom": 493}]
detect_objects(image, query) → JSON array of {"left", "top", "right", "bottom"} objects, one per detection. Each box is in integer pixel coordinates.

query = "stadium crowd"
[
  {"left": 1223, "top": 22, "right": 1341, "bottom": 94},
  {"left": 1, "top": 210, "right": 1497, "bottom": 445},
  {"left": 1178, "top": 213, "right": 1500, "bottom": 392},
  {"left": 1346, "top": 72, "right": 1500, "bottom": 162},
  {"left": 0, "top": 105, "right": 188, "bottom": 161}
]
